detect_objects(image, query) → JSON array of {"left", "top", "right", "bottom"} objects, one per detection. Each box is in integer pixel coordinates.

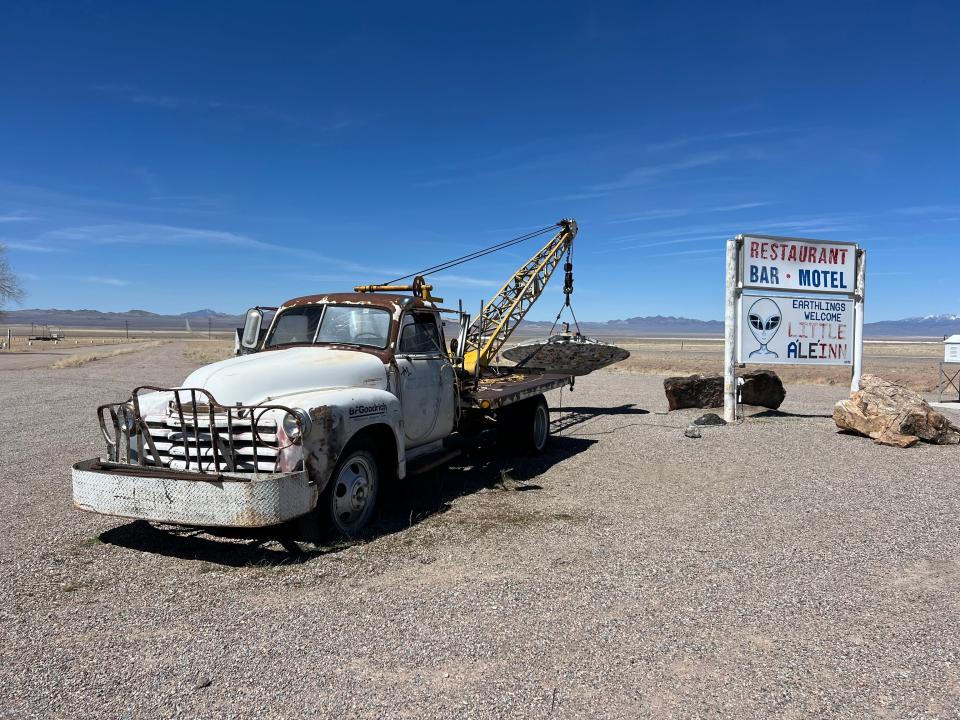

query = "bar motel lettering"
[
  {"left": 786, "top": 299, "right": 849, "bottom": 361},
  {"left": 748, "top": 239, "right": 850, "bottom": 290}
]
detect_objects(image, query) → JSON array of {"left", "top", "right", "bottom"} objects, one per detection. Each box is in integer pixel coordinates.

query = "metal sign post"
[
  {"left": 723, "top": 238, "right": 740, "bottom": 422},
  {"left": 850, "top": 249, "right": 866, "bottom": 392},
  {"left": 724, "top": 233, "right": 866, "bottom": 422}
]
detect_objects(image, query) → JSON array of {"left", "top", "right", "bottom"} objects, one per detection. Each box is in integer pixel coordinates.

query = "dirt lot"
[{"left": 2, "top": 342, "right": 959, "bottom": 718}]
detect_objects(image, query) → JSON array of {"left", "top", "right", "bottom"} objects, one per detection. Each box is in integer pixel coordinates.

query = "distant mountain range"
[
  {"left": 1, "top": 308, "right": 245, "bottom": 330},
  {"left": 520, "top": 315, "right": 725, "bottom": 336},
  {"left": 2, "top": 308, "right": 959, "bottom": 338},
  {"left": 858, "top": 314, "right": 960, "bottom": 338}
]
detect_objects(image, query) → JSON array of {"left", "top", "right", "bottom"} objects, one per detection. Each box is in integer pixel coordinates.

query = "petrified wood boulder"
[
  {"left": 833, "top": 374, "right": 960, "bottom": 448},
  {"left": 664, "top": 371, "right": 786, "bottom": 410},
  {"left": 664, "top": 374, "right": 723, "bottom": 410},
  {"left": 740, "top": 370, "right": 786, "bottom": 410}
]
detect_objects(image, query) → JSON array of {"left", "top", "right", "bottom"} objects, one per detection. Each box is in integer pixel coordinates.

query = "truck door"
[{"left": 395, "top": 311, "right": 456, "bottom": 447}]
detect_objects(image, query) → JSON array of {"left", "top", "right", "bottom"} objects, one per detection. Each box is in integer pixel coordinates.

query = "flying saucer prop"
[{"left": 502, "top": 334, "right": 630, "bottom": 376}]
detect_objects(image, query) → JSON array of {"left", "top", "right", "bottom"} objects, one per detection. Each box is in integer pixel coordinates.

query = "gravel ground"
[{"left": 1, "top": 343, "right": 959, "bottom": 719}]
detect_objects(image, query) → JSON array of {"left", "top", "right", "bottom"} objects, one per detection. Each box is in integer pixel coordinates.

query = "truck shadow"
[
  {"left": 749, "top": 408, "right": 834, "bottom": 419},
  {"left": 550, "top": 404, "right": 648, "bottom": 434},
  {"left": 98, "top": 433, "right": 596, "bottom": 566},
  {"left": 98, "top": 520, "right": 328, "bottom": 567},
  {"left": 371, "top": 434, "right": 596, "bottom": 540}
]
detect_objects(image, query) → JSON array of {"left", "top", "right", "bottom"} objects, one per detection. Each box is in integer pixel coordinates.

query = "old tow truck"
[{"left": 72, "top": 220, "right": 578, "bottom": 536}]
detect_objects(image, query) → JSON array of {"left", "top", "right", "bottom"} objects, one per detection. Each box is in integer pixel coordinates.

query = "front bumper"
[{"left": 72, "top": 458, "right": 317, "bottom": 528}]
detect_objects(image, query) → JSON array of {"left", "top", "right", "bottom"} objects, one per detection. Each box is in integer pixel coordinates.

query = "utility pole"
[
  {"left": 208, "top": 317, "right": 212, "bottom": 339},
  {"left": 125, "top": 320, "right": 129, "bottom": 340}
]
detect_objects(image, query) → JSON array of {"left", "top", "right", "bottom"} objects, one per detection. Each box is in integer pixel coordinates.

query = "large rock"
[
  {"left": 740, "top": 370, "right": 786, "bottom": 410},
  {"left": 664, "top": 374, "right": 723, "bottom": 410},
  {"left": 833, "top": 374, "right": 960, "bottom": 447},
  {"left": 663, "top": 370, "right": 786, "bottom": 410}
]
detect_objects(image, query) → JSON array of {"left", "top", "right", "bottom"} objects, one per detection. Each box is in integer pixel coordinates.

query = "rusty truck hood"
[{"left": 181, "top": 346, "right": 388, "bottom": 406}]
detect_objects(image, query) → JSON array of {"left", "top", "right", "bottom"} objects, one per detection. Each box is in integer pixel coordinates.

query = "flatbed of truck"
[{"left": 459, "top": 368, "right": 572, "bottom": 410}]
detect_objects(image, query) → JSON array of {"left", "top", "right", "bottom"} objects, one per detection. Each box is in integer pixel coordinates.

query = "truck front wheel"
[{"left": 321, "top": 445, "right": 380, "bottom": 538}]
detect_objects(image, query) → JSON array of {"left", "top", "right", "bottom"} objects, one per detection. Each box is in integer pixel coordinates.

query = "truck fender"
[{"left": 275, "top": 388, "right": 405, "bottom": 492}]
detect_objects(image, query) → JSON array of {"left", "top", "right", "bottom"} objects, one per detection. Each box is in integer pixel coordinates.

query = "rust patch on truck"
[{"left": 306, "top": 405, "right": 340, "bottom": 492}]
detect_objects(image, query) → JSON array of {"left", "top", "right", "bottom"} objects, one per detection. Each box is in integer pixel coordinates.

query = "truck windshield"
[{"left": 264, "top": 305, "right": 391, "bottom": 349}]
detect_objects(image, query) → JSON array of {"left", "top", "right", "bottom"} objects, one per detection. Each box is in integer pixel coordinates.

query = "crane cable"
[
  {"left": 381, "top": 220, "right": 582, "bottom": 372},
  {"left": 554, "top": 244, "right": 581, "bottom": 336},
  {"left": 383, "top": 223, "right": 561, "bottom": 285}
]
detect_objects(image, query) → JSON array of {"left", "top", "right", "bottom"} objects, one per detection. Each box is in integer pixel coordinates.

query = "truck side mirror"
[{"left": 241, "top": 308, "right": 264, "bottom": 352}]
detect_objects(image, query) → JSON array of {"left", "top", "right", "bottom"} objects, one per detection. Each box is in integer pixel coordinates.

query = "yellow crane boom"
[{"left": 460, "top": 219, "right": 578, "bottom": 375}]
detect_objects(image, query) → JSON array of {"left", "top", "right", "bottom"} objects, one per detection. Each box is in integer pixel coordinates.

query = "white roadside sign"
[
  {"left": 738, "top": 294, "right": 854, "bottom": 366},
  {"left": 740, "top": 235, "right": 857, "bottom": 293}
]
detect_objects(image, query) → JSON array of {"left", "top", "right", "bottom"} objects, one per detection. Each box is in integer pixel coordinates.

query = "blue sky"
[{"left": 0, "top": 1, "right": 957, "bottom": 321}]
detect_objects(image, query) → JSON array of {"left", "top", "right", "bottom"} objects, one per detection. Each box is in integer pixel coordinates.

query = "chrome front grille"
[
  {"left": 141, "top": 411, "right": 282, "bottom": 472},
  {"left": 97, "top": 386, "right": 302, "bottom": 475}
]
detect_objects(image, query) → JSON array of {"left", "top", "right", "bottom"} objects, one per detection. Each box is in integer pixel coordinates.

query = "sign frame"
[
  {"left": 736, "top": 292, "right": 855, "bottom": 366},
  {"left": 722, "top": 233, "right": 866, "bottom": 422},
  {"left": 739, "top": 233, "right": 858, "bottom": 295}
]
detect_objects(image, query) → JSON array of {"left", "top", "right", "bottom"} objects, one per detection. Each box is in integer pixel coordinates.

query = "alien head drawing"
[{"left": 747, "top": 298, "right": 781, "bottom": 358}]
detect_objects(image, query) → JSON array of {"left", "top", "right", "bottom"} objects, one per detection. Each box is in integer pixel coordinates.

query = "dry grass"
[
  {"left": 499, "top": 337, "right": 945, "bottom": 392},
  {"left": 604, "top": 340, "right": 943, "bottom": 392},
  {"left": 183, "top": 340, "right": 235, "bottom": 365},
  {"left": 52, "top": 341, "right": 164, "bottom": 369},
  {"left": 6, "top": 336, "right": 138, "bottom": 353}
]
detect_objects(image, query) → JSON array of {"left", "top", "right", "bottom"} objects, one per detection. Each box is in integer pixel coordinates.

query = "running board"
[{"left": 406, "top": 448, "right": 461, "bottom": 476}]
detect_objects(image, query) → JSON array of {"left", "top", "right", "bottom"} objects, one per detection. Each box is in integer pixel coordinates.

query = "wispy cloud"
[
  {"left": 709, "top": 201, "right": 774, "bottom": 212},
  {"left": 544, "top": 191, "right": 612, "bottom": 202},
  {"left": 45, "top": 223, "right": 261, "bottom": 247},
  {"left": 0, "top": 180, "right": 222, "bottom": 217},
  {"left": 413, "top": 178, "right": 456, "bottom": 189},
  {"left": 428, "top": 273, "right": 499, "bottom": 287},
  {"left": 0, "top": 212, "right": 38, "bottom": 223},
  {"left": 604, "top": 223, "right": 734, "bottom": 245},
  {"left": 39, "top": 221, "right": 398, "bottom": 275},
  {"left": 1, "top": 241, "right": 61, "bottom": 253},
  {"left": 608, "top": 209, "right": 692, "bottom": 224},
  {"left": 893, "top": 205, "right": 960, "bottom": 216},
  {"left": 91, "top": 83, "right": 338, "bottom": 129},
  {"left": 645, "top": 128, "right": 792, "bottom": 153},
  {"left": 149, "top": 194, "right": 229, "bottom": 211},
  {"left": 595, "top": 236, "right": 721, "bottom": 254},
  {"left": 85, "top": 276, "right": 130, "bottom": 286},
  {"left": 414, "top": 151, "right": 559, "bottom": 190},
  {"left": 647, "top": 247, "right": 724, "bottom": 258},
  {"left": 893, "top": 205, "right": 960, "bottom": 222},
  {"left": 600, "top": 212, "right": 858, "bottom": 254},
  {"left": 587, "top": 153, "right": 726, "bottom": 193},
  {"left": 608, "top": 201, "right": 774, "bottom": 225},
  {"left": 741, "top": 215, "right": 862, "bottom": 235},
  {"left": 294, "top": 273, "right": 359, "bottom": 284}
]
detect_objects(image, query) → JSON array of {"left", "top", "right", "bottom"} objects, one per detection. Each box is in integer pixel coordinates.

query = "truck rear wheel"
[
  {"left": 321, "top": 445, "right": 380, "bottom": 538},
  {"left": 497, "top": 395, "right": 550, "bottom": 453}
]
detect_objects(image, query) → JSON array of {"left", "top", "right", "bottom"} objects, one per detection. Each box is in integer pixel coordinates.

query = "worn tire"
[
  {"left": 318, "top": 444, "right": 380, "bottom": 539},
  {"left": 496, "top": 395, "right": 550, "bottom": 453}
]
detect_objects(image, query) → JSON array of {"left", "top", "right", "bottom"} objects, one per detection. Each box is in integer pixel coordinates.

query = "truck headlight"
[
  {"left": 121, "top": 401, "right": 137, "bottom": 431},
  {"left": 283, "top": 409, "right": 311, "bottom": 442}
]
